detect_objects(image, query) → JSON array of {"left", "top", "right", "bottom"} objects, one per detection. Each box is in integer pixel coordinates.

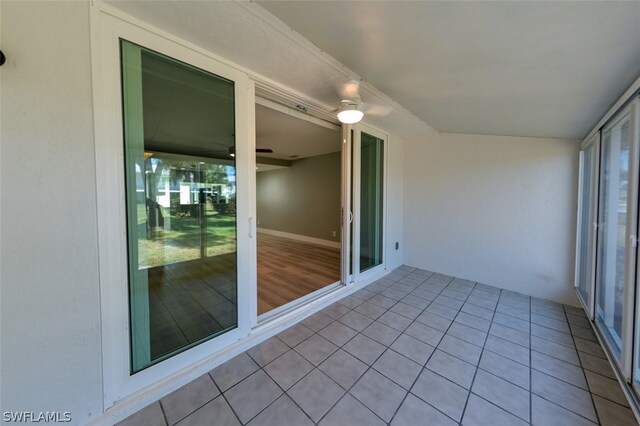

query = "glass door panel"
[
  {"left": 342, "top": 126, "right": 354, "bottom": 284},
  {"left": 121, "top": 40, "right": 238, "bottom": 373},
  {"left": 360, "top": 132, "right": 384, "bottom": 272},
  {"left": 576, "top": 139, "right": 597, "bottom": 310},
  {"left": 254, "top": 100, "right": 342, "bottom": 315},
  {"left": 595, "top": 110, "right": 632, "bottom": 361}
]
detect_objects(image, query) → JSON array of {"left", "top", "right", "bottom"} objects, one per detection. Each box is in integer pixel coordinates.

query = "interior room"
[
  {"left": 254, "top": 101, "right": 342, "bottom": 314},
  {"left": 3, "top": 1, "right": 640, "bottom": 425}
]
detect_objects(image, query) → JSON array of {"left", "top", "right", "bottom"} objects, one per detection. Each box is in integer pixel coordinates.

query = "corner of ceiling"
[{"left": 237, "top": 1, "right": 438, "bottom": 140}]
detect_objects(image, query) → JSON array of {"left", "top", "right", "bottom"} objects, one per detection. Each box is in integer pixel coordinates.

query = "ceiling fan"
[{"left": 335, "top": 80, "right": 393, "bottom": 124}]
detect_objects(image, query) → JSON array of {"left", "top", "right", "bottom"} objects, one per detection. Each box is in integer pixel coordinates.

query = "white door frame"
[
  {"left": 594, "top": 99, "right": 639, "bottom": 380},
  {"left": 341, "top": 125, "right": 354, "bottom": 285},
  {"left": 353, "top": 123, "right": 389, "bottom": 282},
  {"left": 575, "top": 132, "right": 600, "bottom": 319},
  {"left": 90, "top": 1, "right": 394, "bottom": 413},
  {"left": 90, "top": 5, "right": 254, "bottom": 407}
]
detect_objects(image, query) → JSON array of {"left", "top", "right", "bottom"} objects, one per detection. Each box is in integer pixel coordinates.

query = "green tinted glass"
[{"left": 121, "top": 40, "right": 237, "bottom": 373}]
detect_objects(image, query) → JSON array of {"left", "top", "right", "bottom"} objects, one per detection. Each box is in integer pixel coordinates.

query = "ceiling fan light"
[{"left": 337, "top": 104, "right": 364, "bottom": 124}]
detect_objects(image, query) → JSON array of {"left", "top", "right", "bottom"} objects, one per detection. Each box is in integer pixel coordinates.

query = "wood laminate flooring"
[
  {"left": 258, "top": 233, "right": 341, "bottom": 314},
  {"left": 144, "top": 234, "right": 339, "bottom": 361}
]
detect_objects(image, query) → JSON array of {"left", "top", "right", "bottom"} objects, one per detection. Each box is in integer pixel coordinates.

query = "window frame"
[
  {"left": 91, "top": 6, "right": 254, "bottom": 406},
  {"left": 593, "top": 99, "right": 640, "bottom": 380},
  {"left": 352, "top": 123, "right": 388, "bottom": 282},
  {"left": 575, "top": 132, "right": 600, "bottom": 319}
]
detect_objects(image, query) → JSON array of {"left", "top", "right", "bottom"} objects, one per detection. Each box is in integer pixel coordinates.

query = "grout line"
[
  {"left": 385, "top": 276, "right": 462, "bottom": 424},
  {"left": 211, "top": 378, "right": 245, "bottom": 426},
  {"left": 563, "top": 303, "right": 602, "bottom": 426},
  {"left": 139, "top": 268, "right": 631, "bottom": 426},
  {"left": 157, "top": 399, "right": 170, "bottom": 426},
  {"left": 156, "top": 374, "right": 223, "bottom": 425},
  {"left": 244, "top": 273, "right": 411, "bottom": 425},
  {"left": 529, "top": 293, "right": 533, "bottom": 425},
  {"left": 459, "top": 285, "right": 501, "bottom": 424},
  {"left": 245, "top": 365, "right": 315, "bottom": 425},
  {"left": 313, "top": 272, "right": 419, "bottom": 423}
]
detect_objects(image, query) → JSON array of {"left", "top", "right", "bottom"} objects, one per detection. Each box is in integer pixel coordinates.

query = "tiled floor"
[{"left": 118, "top": 266, "right": 639, "bottom": 426}]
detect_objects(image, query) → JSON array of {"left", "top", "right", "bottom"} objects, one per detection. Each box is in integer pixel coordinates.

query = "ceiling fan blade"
[
  {"left": 362, "top": 102, "right": 393, "bottom": 117},
  {"left": 337, "top": 80, "right": 361, "bottom": 101}
]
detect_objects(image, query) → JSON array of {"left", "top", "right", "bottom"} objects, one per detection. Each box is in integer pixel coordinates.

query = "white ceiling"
[
  {"left": 105, "top": 1, "right": 435, "bottom": 139},
  {"left": 256, "top": 104, "right": 341, "bottom": 160},
  {"left": 107, "top": 1, "right": 640, "bottom": 140},
  {"left": 259, "top": 1, "right": 640, "bottom": 140}
]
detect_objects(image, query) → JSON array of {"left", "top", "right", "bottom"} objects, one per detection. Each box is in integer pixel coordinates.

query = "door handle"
[{"left": 249, "top": 217, "right": 254, "bottom": 238}]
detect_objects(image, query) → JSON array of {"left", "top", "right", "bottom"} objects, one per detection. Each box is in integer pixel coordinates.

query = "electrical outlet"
[{"left": 332, "top": 230, "right": 337, "bottom": 237}]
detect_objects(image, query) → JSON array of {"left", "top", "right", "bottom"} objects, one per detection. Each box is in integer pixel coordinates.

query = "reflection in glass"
[
  {"left": 121, "top": 40, "right": 237, "bottom": 372},
  {"left": 360, "top": 132, "right": 384, "bottom": 272},
  {"left": 576, "top": 143, "right": 595, "bottom": 305},
  {"left": 595, "top": 112, "right": 630, "bottom": 360}
]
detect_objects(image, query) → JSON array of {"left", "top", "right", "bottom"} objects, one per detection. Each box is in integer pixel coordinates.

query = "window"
[{"left": 121, "top": 40, "right": 238, "bottom": 372}]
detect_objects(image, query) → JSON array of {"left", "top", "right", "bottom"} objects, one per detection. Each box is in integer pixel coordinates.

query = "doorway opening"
[{"left": 255, "top": 99, "right": 343, "bottom": 315}]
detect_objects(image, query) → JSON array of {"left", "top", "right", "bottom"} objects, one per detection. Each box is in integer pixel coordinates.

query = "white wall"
[
  {"left": 256, "top": 152, "right": 341, "bottom": 242},
  {"left": 1, "top": 1, "right": 103, "bottom": 423},
  {"left": 385, "top": 133, "right": 404, "bottom": 270},
  {"left": 403, "top": 132, "right": 580, "bottom": 305},
  {"left": 0, "top": 4, "right": 408, "bottom": 423}
]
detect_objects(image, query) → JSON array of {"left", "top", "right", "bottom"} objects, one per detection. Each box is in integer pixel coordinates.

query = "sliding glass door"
[
  {"left": 121, "top": 40, "right": 239, "bottom": 372},
  {"left": 118, "top": 40, "right": 388, "bottom": 375},
  {"left": 254, "top": 98, "right": 343, "bottom": 316},
  {"left": 359, "top": 132, "right": 384, "bottom": 272},
  {"left": 348, "top": 126, "right": 386, "bottom": 280},
  {"left": 575, "top": 134, "right": 599, "bottom": 316},
  {"left": 594, "top": 100, "right": 638, "bottom": 374}
]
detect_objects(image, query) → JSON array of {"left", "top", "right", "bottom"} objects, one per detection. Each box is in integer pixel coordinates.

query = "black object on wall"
[{"left": 0, "top": 50, "right": 5, "bottom": 66}]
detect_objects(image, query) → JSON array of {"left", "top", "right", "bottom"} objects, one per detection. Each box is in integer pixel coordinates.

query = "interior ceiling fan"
[{"left": 335, "top": 80, "right": 393, "bottom": 124}]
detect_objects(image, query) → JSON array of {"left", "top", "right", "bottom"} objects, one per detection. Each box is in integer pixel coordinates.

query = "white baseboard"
[{"left": 257, "top": 227, "right": 341, "bottom": 249}]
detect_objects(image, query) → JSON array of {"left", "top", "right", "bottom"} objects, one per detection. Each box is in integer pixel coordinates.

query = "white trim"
[
  {"left": 91, "top": 4, "right": 254, "bottom": 409},
  {"left": 257, "top": 228, "right": 341, "bottom": 249},
  {"left": 623, "top": 99, "right": 640, "bottom": 380},
  {"left": 246, "top": 79, "right": 259, "bottom": 332},
  {"left": 258, "top": 282, "right": 342, "bottom": 323},
  {"left": 588, "top": 133, "right": 600, "bottom": 320},
  {"left": 575, "top": 149, "right": 585, "bottom": 291},
  {"left": 255, "top": 96, "right": 340, "bottom": 131},
  {"left": 89, "top": 267, "right": 390, "bottom": 425},
  {"left": 354, "top": 123, "right": 389, "bottom": 280},
  {"left": 575, "top": 132, "right": 599, "bottom": 320},
  {"left": 594, "top": 100, "right": 639, "bottom": 380},
  {"left": 352, "top": 127, "right": 362, "bottom": 277},
  {"left": 236, "top": 1, "right": 434, "bottom": 136},
  {"left": 633, "top": 101, "right": 640, "bottom": 397},
  {"left": 254, "top": 81, "right": 342, "bottom": 128},
  {"left": 341, "top": 124, "right": 353, "bottom": 284},
  {"left": 583, "top": 75, "right": 640, "bottom": 145}
]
